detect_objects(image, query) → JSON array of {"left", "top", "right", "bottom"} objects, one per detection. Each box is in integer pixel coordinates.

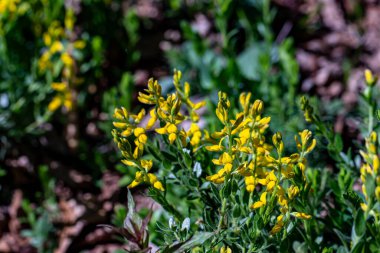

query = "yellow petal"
[
  {"left": 221, "top": 152, "right": 232, "bottom": 164},
  {"left": 251, "top": 200, "right": 264, "bottom": 209},
  {"left": 138, "top": 134, "right": 148, "bottom": 144},
  {"left": 306, "top": 138, "right": 317, "bottom": 153},
  {"left": 155, "top": 127, "right": 167, "bottom": 135},
  {"left": 48, "top": 96, "right": 62, "bottom": 112},
  {"left": 205, "top": 145, "right": 223, "bottom": 152},
  {"left": 267, "top": 181, "right": 276, "bottom": 191},
  {"left": 113, "top": 122, "right": 127, "bottom": 129},
  {"left": 373, "top": 155, "right": 379, "bottom": 174},
  {"left": 169, "top": 133, "right": 177, "bottom": 144},
  {"left": 146, "top": 109, "right": 157, "bottom": 129},
  {"left": 293, "top": 212, "right": 311, "bottom": 220},
  {"left": 121, "top": 128, "right": 133, "bottom": 137},
  {"left": 260, "top": 191, "right": 267, "bottom": 204},
  {"left": 121, "top": 159, "right": 137, "bottom": 167},
  {"left": 128, "top": 180, "right": 140, "bottom": 188},
  {"left": 140, "top": 160, "right": 153, "bottom": 170},
  {"left": 223, "top": 163, "right": 233, "bottom": 173},
  {"left": 153, "top": 181, "right": 164, "bottom": 191},
  {"left": 51, "top": 82, "right": 66, "bottom": 91},
  {"left": 73, "top": 40, "right": 86, "bottom": 49},
  {"left": 193, "top": 101, "right": 206, "bottom": 110},
  {"left": 239, "top": 128, "right": 250, "bottom": 139},
  {"left": 167, "top": 124, "right": 177, "bottom": 134}
]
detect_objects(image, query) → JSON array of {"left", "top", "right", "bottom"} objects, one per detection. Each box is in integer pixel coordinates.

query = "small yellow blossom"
[
  {"left": 270, "top": 215, "right": 284, "bottom": 235},
  {"left": 257, "top": 171, "right": 277, "bottom": 191},
  {"left": 365, "top": 69, "right": 377, "bottom": 87},
  {"left": 293, "top": 212, "right": 312, "bottom": 220},
  {"left": 220, "top": 246, "right": 232, "bottom": 253},
  {"left": 295, "top": 130, "right": 316, "bottom": 154},
  {"left": 251, "top": 191, "right": 267, "bottom": 209},
  {"left": 245, "top": 176, "right": 256, "bottom": 192},
  {"left": 288, "top": 185, "right": 300, "bottom": 200}
]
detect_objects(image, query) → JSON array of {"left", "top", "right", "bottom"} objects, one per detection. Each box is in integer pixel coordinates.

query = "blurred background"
[{"left": 0, "top": 0, "right": 379, "bottom": 252}]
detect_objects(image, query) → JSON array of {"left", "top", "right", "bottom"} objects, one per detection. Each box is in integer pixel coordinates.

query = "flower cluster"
[
  {"left": 204, "top": 91, "right": 315, "bottom": 235},
  {"left": 38, "top": 8, "right": 85, "bottom": 112},
  {"left": 112, "top": 106, "right": 165, "bottom": 191},
  {"left": 48, "top": 82, "right": 72, "bottom": 111},
  {"left": 359, "top": 132, "right": 380, "bottom": 213},
  {"left": 112, "top": 70, "right": 206, "bottom": 190}
]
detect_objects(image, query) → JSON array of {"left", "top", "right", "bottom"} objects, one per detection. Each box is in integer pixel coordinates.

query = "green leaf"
[
  {"left": 162, "top": 151, "right": 177, "bottom": 162},
  {"left": 354, "top": 209, "right": 366, "bottom": 237},
  {"left": 334, "top": 134, "right": 343, "bottom": 152},
  {"left": 365, "top": 174, "right": 376, "bottom": 198},
  {"left": 222, "top": 181, "right": 232, "bottom": 198},
  {"left": 343, "top": 190, "right": 362, "bottom": 209},
  {"left": 232, "top": 204, "right": 241, "bottom": 218},
  {"left": 118, "top": 175, "right": 132, "bottom": 187},
  {"left": 237, "top": 45, "right": 261, "bottom": 81},
  {"left": 292, "top": 241, "right": 308, "bottom": 253},
  {"left": 161, "top": 232, "right": 214, "bottom": 253},
  {"left": 333, "top": 228, "right": 349, "bottom": 252},
  {"left": 351, "top": 240, "right": 365, "bottom": 253}
]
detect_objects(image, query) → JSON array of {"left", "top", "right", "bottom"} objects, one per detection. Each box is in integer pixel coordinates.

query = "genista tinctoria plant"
[
  {"left": 38, "top": 8, "right": 86, "bottom": 113},
  {"left": 112, "top": 70, "right": 316, "bottom": 252},
  {"left": 299, "top": 70, "right": 380, "bottom": 252}
]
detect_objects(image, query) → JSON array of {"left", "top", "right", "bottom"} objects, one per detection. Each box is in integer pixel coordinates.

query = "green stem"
[
  {"left": 368, "top": 86, "right": 374, "bottom": 135},
  {"left": 217, "top": 198, "right": 228, "bottom": 232}
]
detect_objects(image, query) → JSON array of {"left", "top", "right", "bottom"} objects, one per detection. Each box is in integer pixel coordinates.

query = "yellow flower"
[
  {"left": 295, "top": 130, "right": 316, "bottom": 154},
  {"left": 245, "top": 176, "right": 256, "bottom": 192},
  {"left": 212, "top": 152, "right": 233, "bottom": 165},
  {"left": 134, "top": 127, "right": 148, "bottom": 145},
  {"left": 252, "top": 191, "right": 267, "bottom": 209},
  {"left": 373, "top": 155, "right": 379, "bottom": 174},
  {"left": 251, "top": 99, "right": 264, "bottom": 116},
  {"left": 361, "top": 203, "right": 368, "bottom": 211},
  {"left": 121, "top": 159, "right": 137, "bottom": 167},
  {"left": 277, "top": 186, "right": 288, "bottom": 207},
  {"left": 239, "top": 92, "right": 251, "bottom": 115},
  {"left": 293, "top": 212, "right": 312, "bottom": 220},
  {"left": 128, "top": 171, "right": 164, "bottom": 191},
  {"left": 48, "top": 96, "right": 62, "bottom": 112},
  {"left": 113, "top": 107, "right": 128, "bottom": 120},
  {"left": 215, "top": 92, "right": 230, "bottom": 124},
  {"left": 73, "top": 40, "right": 86, "bottom": 49},
  {"left": 365, "top": 69, "right": 377, "bottom": 87},
  {"left": 147, "top": 173, "right": 165, "bottom": 191},
  {"left": 140, "top": 160, "right": 153, "bottom": 171},
  {"left": 61, "top": 52, "right": 74, "bottom": 67},
  {"left": 51, "top": 82, "right": 66, "bottom": 91},
  {"left": 131, "top": 108, "right": 146, "bottom": 123},
  {"left": 48, "top": 88, "right": 72, "bottom": 112},
  {"left": 288, "top": 185, "right": 300, "bottom": 200},
  {"left": 375, "top": 186, "right": 380, "bottom": 201},
  {"left": 128, "top": 171, "right": 144, "bottom": 188},
  {"left": 272, "top": 132, "right": 284, "bottom": 154},
  {"left": 187, "top": 123, "right": 202, "bottom": 148},
  {"left": 138, "top": 78, "right": 162, "bottom": 105},
  {"left": 257, "top": 171, "right": 277, "bottom": 191},
  {"left": 156, "top": 123, "right": 178, "bottom": 144},
  {"left": 220, "top": 246, "right": 232, "bottom": 253},
  {"left": 146, "top": 109, "right": 157, "bottom": 129},
  {"left": 206, "top": 153, "right": 234, "bottom": 184},
  {"left": 0, "top": 0, "right": 20, "bottom": 14},
  {"left": 270, "top": 215, "right": 284, "bottom": 235},
  {"left": 50, "top": 41, "right": 64, "bottom": 54}
]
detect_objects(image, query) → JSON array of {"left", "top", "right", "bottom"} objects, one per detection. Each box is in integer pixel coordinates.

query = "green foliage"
[{"left": 21, "top": 166, "right": 58, "bottom": 253}]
